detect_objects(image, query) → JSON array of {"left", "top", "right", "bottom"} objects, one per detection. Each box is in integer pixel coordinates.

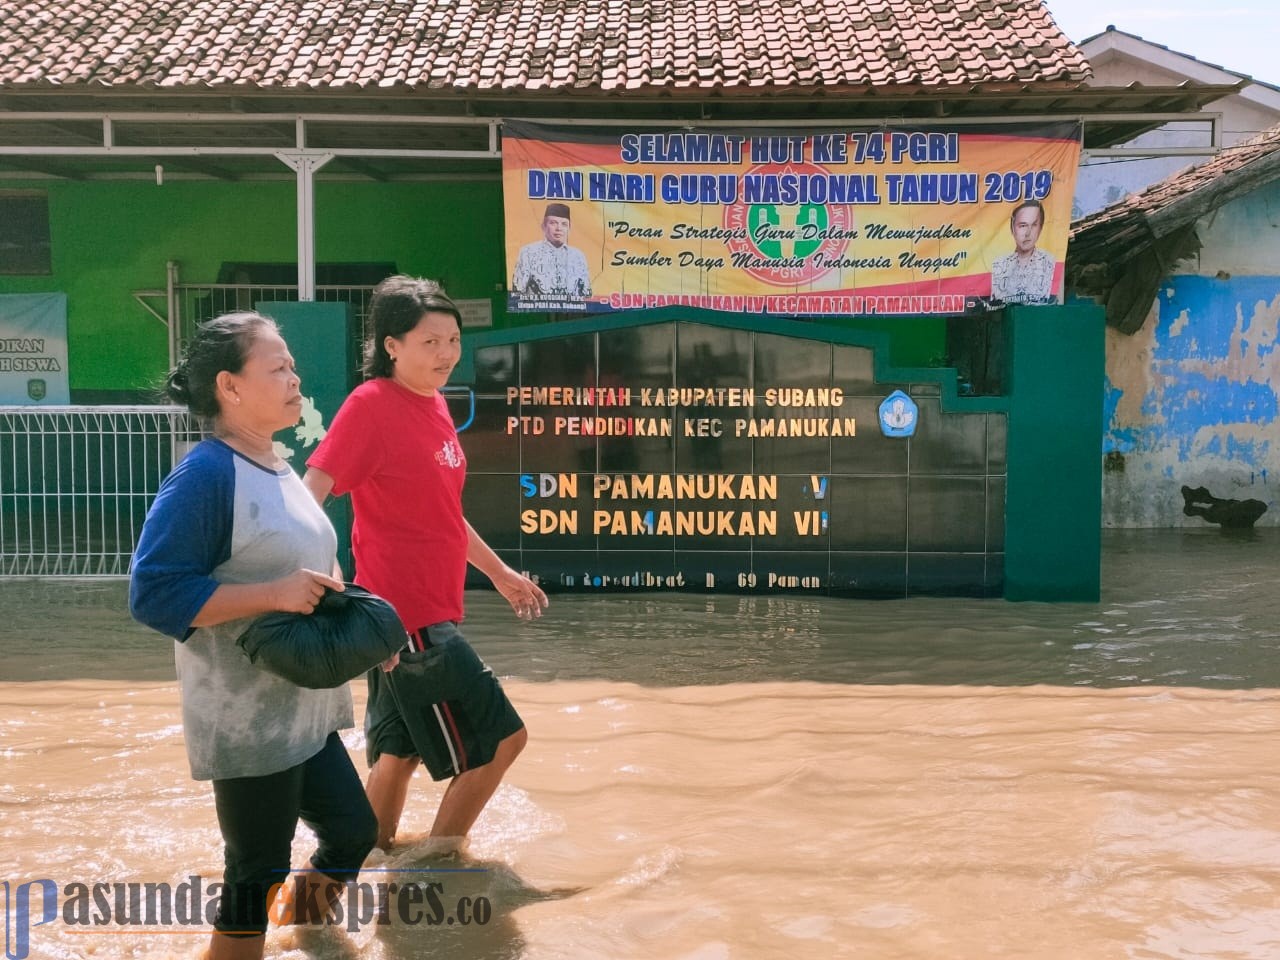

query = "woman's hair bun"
[{"left": 164, "top": 363, "right": 192, "bottom": 405}]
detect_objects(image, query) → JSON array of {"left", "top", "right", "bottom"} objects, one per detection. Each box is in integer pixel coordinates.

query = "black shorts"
[{"left": 364, "top": 621, "right": 524, "bottom": 781}]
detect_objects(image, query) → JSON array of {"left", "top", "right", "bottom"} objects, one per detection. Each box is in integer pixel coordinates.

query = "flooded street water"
[{"left": 3, "top": 529, "right": 1280, "bottom": 959}]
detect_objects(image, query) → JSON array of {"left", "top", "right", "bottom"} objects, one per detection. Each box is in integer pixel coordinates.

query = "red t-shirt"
[{"left": 307, "top": 378, "right": 468, "bottom": 629}]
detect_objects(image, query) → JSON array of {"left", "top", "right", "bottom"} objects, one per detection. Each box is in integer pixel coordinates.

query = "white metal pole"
[{"left": 275, "top": 151, "right": 333, "bottom": 301}]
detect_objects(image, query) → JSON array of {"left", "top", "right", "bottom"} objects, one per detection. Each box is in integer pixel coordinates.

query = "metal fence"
[
  {"left": 173, "top": 280, "right": 375, "bottom": 366},
  {"left": 132, "top": 266, "right": 376, "bottom": 366},
  {"left": 0, "top": 405, "right": 196, "bottom": 577},
  {"left": 0, "top": 268, "right": 378, "bottom": 578}
]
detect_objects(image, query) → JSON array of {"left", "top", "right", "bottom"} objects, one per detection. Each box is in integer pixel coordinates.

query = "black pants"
[{"left": 211, "top": 731, "right": 377, "bottom": 935}]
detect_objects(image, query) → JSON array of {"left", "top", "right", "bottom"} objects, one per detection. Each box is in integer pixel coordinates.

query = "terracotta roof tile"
[{"left": 0, "top": 0, "right": 1089, "bottom": 93}]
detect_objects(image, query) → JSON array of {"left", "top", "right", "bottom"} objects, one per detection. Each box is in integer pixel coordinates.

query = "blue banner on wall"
[{"left": 0, "top": 293, "right": 69, "bottom": 404}]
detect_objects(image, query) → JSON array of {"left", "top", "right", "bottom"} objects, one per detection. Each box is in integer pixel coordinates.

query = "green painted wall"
[
  {"left": 2, "top": 181, "right": 292, "bottom": 392},
  {"left": 0, "top": 179, "right": 509, "bottom": 393},
  {"left": 315, "top": 180, "right": 508, "bottom": 310},
  {"left": 1004, "top": 304, "right": 1105, "bottom": 601},
  {"left": 0, "top": 178, "right": 945, "bottom": 393}
]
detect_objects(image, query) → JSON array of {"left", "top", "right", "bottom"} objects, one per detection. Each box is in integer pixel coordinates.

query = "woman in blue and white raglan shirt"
[{"left": 130, "top": 312, "right": 376, "bottom": 960}]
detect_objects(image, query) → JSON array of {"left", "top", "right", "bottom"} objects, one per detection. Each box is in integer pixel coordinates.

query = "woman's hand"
[
  {"left": 189, "top": 569, "right": 346, "bottom": 628},
  {"left": 465, "top": 520, "right": 549, "bottom": 620},
  {"left": 270, "top": 569, "right": 345, "bottom": 614},
  {"left": 492, "top": 567, "right": 549, "bottom": 621}
]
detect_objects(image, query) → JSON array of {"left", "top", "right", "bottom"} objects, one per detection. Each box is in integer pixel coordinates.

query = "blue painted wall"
[{"left": 1103, "top": 180, "right": 1280, "bottom": 525}]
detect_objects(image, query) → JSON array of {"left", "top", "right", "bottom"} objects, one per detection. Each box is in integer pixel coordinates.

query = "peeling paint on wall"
[{"left": 1104, "top": 276, "right": 1280, "bottom": 526}]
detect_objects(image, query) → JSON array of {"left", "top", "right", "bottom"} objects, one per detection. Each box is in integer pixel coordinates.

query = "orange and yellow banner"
[{"left": 502, "top": 121, "right": 1081, "bottom": 316}]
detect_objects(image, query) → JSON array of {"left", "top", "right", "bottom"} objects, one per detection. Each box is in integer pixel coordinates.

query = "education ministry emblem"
[{"left": 878, "top": 390, "right": 918, "bottom": 438}]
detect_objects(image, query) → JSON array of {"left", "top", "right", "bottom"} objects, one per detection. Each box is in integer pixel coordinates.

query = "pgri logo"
[{"left": 3, "top": 880, "right": 57, "bottom": 960}]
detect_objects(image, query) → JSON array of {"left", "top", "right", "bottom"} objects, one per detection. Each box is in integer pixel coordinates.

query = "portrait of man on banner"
[
  {"left": 510, "top": 202, "right": 592, "bottom": 303},
  {"left": 990, "top": 199, "right": 1057, "bottom": 305}
]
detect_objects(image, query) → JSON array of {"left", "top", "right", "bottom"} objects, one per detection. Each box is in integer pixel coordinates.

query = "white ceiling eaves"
[
  {"left": 1079, "top": 30, "right": 1241, "bottom": 87},
  {"left": 1237, "top": 82, "right": 1280, "bottom": 113}
]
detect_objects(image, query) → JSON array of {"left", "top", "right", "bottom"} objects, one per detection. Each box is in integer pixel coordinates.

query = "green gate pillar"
[
  {"left": 256, "top": 300, "right": 359, "bottom": 575},
  {"left": 1004, "top": 303, "right": 1105, "bottom": 601}
]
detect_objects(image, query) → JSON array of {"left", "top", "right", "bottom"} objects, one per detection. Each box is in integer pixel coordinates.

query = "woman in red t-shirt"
[{"left": 304, "top": 275, "right": 547, "bottom": 851}]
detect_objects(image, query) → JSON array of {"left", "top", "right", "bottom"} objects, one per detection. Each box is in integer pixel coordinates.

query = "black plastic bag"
[{"left": 237, "top": 583, "right": 406, "bottom": 689}]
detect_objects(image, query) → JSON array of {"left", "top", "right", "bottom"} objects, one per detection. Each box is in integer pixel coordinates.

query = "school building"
[{"left": 0, "top": 0, "right": 1240, "bottom": 597}]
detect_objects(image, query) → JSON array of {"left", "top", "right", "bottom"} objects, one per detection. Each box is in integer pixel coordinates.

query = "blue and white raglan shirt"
[{"left": 129, "top": 438, "right": 353, "bottom": 781}]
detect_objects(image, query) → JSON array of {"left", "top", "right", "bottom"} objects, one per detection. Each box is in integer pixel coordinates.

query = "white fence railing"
[
  {"left": 172, "top": 282, "right": 375, "bottom": 366},
  {"left": 133, "top": 265, "right": 378, "bottom": 367},
  {"left": 0, "top": 405, "right": 196, "bottom": 577}
]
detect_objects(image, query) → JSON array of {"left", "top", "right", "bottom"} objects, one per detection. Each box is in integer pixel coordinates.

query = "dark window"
[
  {"left": 945, "top": 314, "right": 1006, "bottom": 396},
  {"left": 0, "top": 192, "right": 52, "bottom": 275}
]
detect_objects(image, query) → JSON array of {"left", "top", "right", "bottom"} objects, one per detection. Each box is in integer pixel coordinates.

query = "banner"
[
  {"left": 0, "top": 293, "right": 69, "bottom": 404},
  {"left": 502, "top": 121, "right": 1081, "bottom": 316}
]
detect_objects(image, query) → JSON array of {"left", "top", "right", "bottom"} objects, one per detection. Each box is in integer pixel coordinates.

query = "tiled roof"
[
  {"left": 0, "top": 0, "right": 1090, "bottom": 93},
  {"left": 1067, "top": 121, "right": 1280, "bottom": 332},
  {"left": 1071, "top": 121, "right": 1280, "bottom": 239}
]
